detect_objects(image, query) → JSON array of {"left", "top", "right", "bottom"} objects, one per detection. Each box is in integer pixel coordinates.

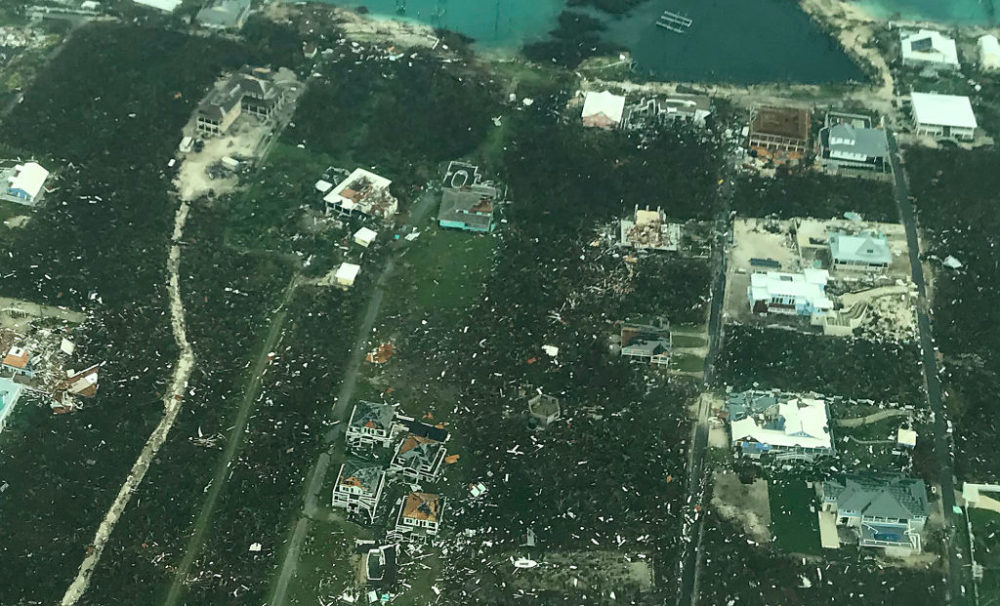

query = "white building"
[
  {"left": 394, "top": 492, "right": 444, "bottom": 540},
  {"left": 335, "top": 262, "right": 361, "bottom": 288},
  {"left": 748, "top": 269, "right": 833, "bottom": 316},
  {"left": 901, "top": 29, "right": 960, "bottom": 70},
  {"left": 324, "top": 168, "right": 397, "bottom": 219},
  {"left": 346, "top": 400, "right": 399, "bottom": 449},
  {"left": 388, "top": 433, "right": 447, "bottom": 483},
  {"left": 132, "top": 0, "right": 181, "bottom": 11},
  {"left": 331, "top": 460, "right": 386, "bottom": 523},
  {"left": 978, "top": 34, "right": 1000, "bottom": 71},
  {"left": 581, "top": 91, "right": 626, "bottom": 130},
  {"left": 728, "top": 391, "right": 834, "bottom": 462},
  {"left": 911, "top": 92, "right": 977, "bottom": 140},
  {"left": 4, "top": 162, "right": 49, "bottom": 206},
  {"left": 354, "top": 227, "right": 377, "bottom": 247}
]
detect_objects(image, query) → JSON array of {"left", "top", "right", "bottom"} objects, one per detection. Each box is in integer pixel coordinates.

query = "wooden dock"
[{"left": 656, "top": 10, "right": 692, "bottom": 33}]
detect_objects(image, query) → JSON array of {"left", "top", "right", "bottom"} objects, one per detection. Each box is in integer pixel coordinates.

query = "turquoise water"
[
  {"left": 855, "top": 0, "right": 997, "bottom": 25},
  {"left": 319, "top": 0, "right": 868, "bottom": 83}
]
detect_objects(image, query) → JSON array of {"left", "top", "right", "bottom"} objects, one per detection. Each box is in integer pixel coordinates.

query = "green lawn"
[
  {"left": 769, "top": 480, "right": 822, "bottom": 555},
  {"left": 671, "top": 334, "right": 706, "bottom": 348},
  {"left": 972, "top": 509, "right": 1000, "bottom": 568},
  {"left": 388, "top": 224, "right": 494, "bottom": 321},
  {"left": 671, "top": 352, "right": 705, "bottom": 373},
  {"left": 282, "top": 517, "right": 373, "bottom": 605}
]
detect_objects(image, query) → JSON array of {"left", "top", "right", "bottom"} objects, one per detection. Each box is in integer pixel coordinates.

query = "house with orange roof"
[
  {"left": 331, "top": 459, "right": 386, "bottom": 523},
  {"left": 394, "top": 492, "right": 444, "bottom": 539},
  {"left": 389, "top": 433, "right": 447, "bottom": 483},
  {"left": 2, "top": 346, "right": 35, "bottom": 378}
]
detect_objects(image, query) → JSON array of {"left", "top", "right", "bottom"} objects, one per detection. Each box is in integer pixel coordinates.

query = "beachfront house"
[
  {"left": 728, "top": 390, "right": 834, "bottom": 462},
  {"left": 823, "top": 474, "right": 929, "bottom": 556},
  {"left": 911, "top": 92, "right": 977, "bottom": 141},
  {"left": 331, "top": 459, "right": 386, "bottom": 523},
  {"left": 747, "top": 269, "right": 833, "bottom": 316},
  {"left": 829, "top": 231, "right": 892, "bottom": 272},
  {"left": 196, "top": 0, "right": 251, "bottom": 30},
  {"left": 394, "top": 492, "right": 444, "bottom": 540},
  {"left": 581, "top": 91, "right": 626, "bottom": 130},
  {"left": 747, "top": 106, "right": 811, "bottom": 153},
  {"left": 900, "top": 29, "right": 960, "bottom": 70}
]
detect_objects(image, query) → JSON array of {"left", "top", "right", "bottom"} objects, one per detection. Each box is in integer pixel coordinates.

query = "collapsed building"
[{"left": 620, "top": 206, "right": 681, "bottom": 252}]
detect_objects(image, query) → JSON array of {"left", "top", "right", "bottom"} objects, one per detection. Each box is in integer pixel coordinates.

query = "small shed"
[
  {"left": 335, "top": 262, "right": 361, "bottom": 287},
  {"left": 354, "top": 227, "right": 378, "bottom": 247},
  {"left": 897, "top": 427, "right": 918, "bottom": 448}
]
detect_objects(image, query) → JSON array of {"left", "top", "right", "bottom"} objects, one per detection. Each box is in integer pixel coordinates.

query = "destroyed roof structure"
[
  {"left": 620, "top": 317, "right": 671, "bottom": 367},
  {"left": 394, "top": 492, "right": 444, "bottom": 539},
  {"left": 528, "top": 393, "right": 561, "bottom": 429},
  {"left": 324, "top": 168, "right": 398, "bottom": 220},
  {"left": 626, "top": 95, "right": 711, "bottom": 128},
  {"left": 748, "top": 269, "right": 833, "bottom": 316},
  {"left": 2, "top": 345, "right": 35, "bottom": 378},
  {"left": 823, "top": 473, "right": 928, "bottom": 554},
  {"left": 901, "top": 29, "right": 960, "bottom": 70},
  {"left": 438, "top": 184, "right": 498, "bottom": 233},
  {"left": 331, "top": 458, "right": 387, "bottom": 523},
  {"left": 398, "top": 417, "right": 450, "bottom": 443},
  {"left": 728, "top": 390, "right": 834, "bottom": 462},
  {"left": 196, "top": 0, "right": 251, "bottom": 30},
  {"left": 54, "top": 363, "right": 100, "bottom": 398},
  {"left": 748, "top": 106, "right": 811, "bottom": 152},
  {"left": 581, "top": 90, "right": 626, "bottom": 130},
  {"left": 620, "top": 205, "right": 681, "bottom": 251},
  {"left": 829, "top": 231, "right": 892, "bottom": 271},
  {"left": 389, "top": 433, "right": 447, "bottom": 483},
  {"left": 347, "top": 400, "right": 401, "bottom": 449}
]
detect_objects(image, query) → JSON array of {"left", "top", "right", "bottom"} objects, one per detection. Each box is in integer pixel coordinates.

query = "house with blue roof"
[
  {"left": 822, "top": 473, "right": 929, "bottom": 555},
  {"left": 829, "top": 231, "right": 892, "bottom": 273}
]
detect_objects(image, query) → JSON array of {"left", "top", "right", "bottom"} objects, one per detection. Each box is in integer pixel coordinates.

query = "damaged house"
[
  {"left": 728, "top": 390, "right": 834, "bottom": 462},
  {"left": 620, "top": 206, "right": 681, "bottom": 251},
  {"left": 331, "top": 458, "right": 387, "bottom": 523},
  {"left": 324, "top": 168, "right": 398, "bottom": 220},
  {"left": 393, "top": 492, "right": 444, "bottom": 540},
  {"left": 389, "top": 433, "right": 448, "bottom": 483},
  {"left": 346, "top": 400, "right": 403, "bottom": 449},
  {"left": 619, "top": 318, "right": 672, "bottom": 367},
  {"left": 438, "top": 184, "right": 498, "bottom": 233},
  {"left": 823, "top": 473, "right": 929, "bottom": 556}
]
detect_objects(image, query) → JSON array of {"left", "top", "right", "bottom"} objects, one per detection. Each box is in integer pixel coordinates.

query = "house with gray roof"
[
  {"left": 822, "top": 473, "right": 929, "bottom": 555},
  {"left": 196, "top": 0, "right": 251, "bottom": 30},
  {"left": 819, "top": 122, "right": 889, "bottom": 172},
  {"left": 389, "top": 433, "right": 448, "bottom": 483},
  {"left": 829, "top": 231, "right": 892, "bottom": 272},
  {"left": 347, "top": 400, "right": 405, "bottom": 449},
  {"left": 331, "top": 459, "right": 386, "bottom": 523},
  {"left": 619, "top": 318, "right": 671, "bottom": 367},
  {"left": 438, "top": 184, "right": 497, "bottom": 233}
]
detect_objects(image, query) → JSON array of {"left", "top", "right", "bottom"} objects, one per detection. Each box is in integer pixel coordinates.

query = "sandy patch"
[{"left": 712, "top": 471, "right": 771, "bottom": 543}]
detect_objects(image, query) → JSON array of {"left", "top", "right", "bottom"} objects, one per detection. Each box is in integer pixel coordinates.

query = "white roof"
[
  {"left": 132, "top": 0, "right": 181, "bottom": 11},
  {"left": 325, "top": 168, "right": 391, "bottom": 208},
  {"left": 582, "top": 91, "right": 625, "bottom": 123},
  {"left": 8, "top": 162, "right": 49, "bottom": 199},
  {"left": 324, "top": 168, "right": 396, "bottom": 217},
  {"left": 354, "top": 227, "right": 377, "bottom": 243},
  {"left": 897, "top": 427, "right": 918, "bottom": 447},
  {"left": 979, "top": 34, "right": 1000, "bottom": 68},
  {"left": 901, "top": 29, "right": 959, "bottom": 68},
  {"left": 335, "top": 262, "right": 361, "bottom": 282},
  {"left": 749, "top": 270, "right": 833, "bottom": 310},
  {"left": 911, "top": 92, "right": 978, "bottom": 130},
  {"left": 731, "top": 397, "right": 831, "bottom": 450},
  {"left": 315, "top": 179, "right": 333, "bottom": 193}
]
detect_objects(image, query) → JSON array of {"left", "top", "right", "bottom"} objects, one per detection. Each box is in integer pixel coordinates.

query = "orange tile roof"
[
  {"left": 398, "top": 434, "right": 436, "bottom": 455},
  {"left": 402, "top": 492, "right": 441, "bottom": 522},
  {"left": 340, "top": 474, "right": 363, "bottom": 488},
  {"left": 2, "top": 348, "right": 29, "bottom": 369}
]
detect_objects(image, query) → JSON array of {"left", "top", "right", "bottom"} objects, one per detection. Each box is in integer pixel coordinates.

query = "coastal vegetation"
[
  {"left": 733, "top": 172, "right": 898, "bottom": 222},
  {"left": 522, "top": 10, "right": 623, "bottom": 69}
]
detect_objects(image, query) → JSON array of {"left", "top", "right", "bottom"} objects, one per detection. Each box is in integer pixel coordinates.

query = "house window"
[{"left": 839, "top": 517, "right": 848, "bottom": 524}]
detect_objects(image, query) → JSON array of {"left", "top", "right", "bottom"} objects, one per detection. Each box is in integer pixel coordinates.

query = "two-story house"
[
  {"left": 394, "top": 492, "right": 444, "bottom": 540},
  {"left": 388, "top": 433, "right": 447, "bottom": 483},
  {"left": 331, "top": 459, "right": 386, "bottom": 523},
  {"left": 346, "top": 400, "right": 400, "bottom": 449},
  {"left": 728, "top": 390, "right": 834, "bottom": 462},
  {"left": 823, "top": 473, "right": 929, "bottom": 555}
]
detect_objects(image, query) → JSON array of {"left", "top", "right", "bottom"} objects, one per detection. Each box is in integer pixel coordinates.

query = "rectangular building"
[
  {"left": 438, "top": 185, "right": 497, "bottom": 233},
  {"left": 388, "top": 433, "right": 447, "bottom": 483},
  {"left": 394, "top": 492, "right": 444, "bottom": 539},
  {"left": 747, "top": 106, "right": 811, "bottom": 153},
  {"left": 346, "top": 400, "right": 399, "bottom": 449},
  {"left": 900, "top": 29, "right": 960, "bottom": 70},
  {"left": 324, "top": 168, "right": 398, "bottom": 220},
  {"left": 819, "top": 122, "right": 889, "bottom": 172},
  {"left": 747, "top": 269, "right": 832, "bottom": 316},
  {"left": 829, "top": 231, "right": 892, "bottom": 272},
  {"left": 3, "top": 162, "right": 49, "bottom": 206},
  {"left": 728, "top": 390, "right": 834, "bottom": 462},
  {"left": 331, "top": 459, "right": 386, "bottom": 523},
  {"left": 911, "top": 92, "right": 977, "bottom": 141},
  {"left": 823, "top": 474, "right": 928, "bottom": 555}
]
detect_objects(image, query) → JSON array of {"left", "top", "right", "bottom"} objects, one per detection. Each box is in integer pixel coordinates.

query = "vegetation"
[
  {"left": 0, "top": 24, "right": 259, "bottom": 604},
  {"left": 907, "top": 148, "right": 1000, "bottom": 481},
  {"left": 522, "top": 11, "right": 623, "bottom": 69},
  {"left": 717, "top": 325, "right": 924, "bottom": 405},
  {"left": 733, "top": 171, "right": 898, "bottom": 221}
]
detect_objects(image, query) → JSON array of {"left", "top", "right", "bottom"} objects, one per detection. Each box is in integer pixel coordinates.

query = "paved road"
[
  {"left": 887, "top": 130, "right": 966, "bottom": 604},
  {"left": 677, "top": 162, "right": 734, "bottom": 606}
]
